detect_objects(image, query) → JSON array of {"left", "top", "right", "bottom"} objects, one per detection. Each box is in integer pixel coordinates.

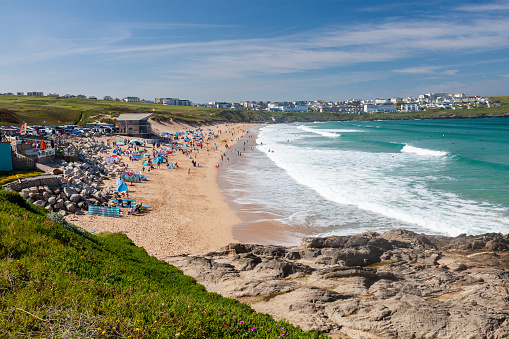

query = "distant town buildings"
[{"left": 0, "top": 90, "right": 495, "bottom": 115}]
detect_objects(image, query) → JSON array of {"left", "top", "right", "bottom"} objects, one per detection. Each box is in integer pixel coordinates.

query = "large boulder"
[
  {"left": 47, "top": 196, "right": 57, "bottom": 205},
  {"left": 69, "top": 194, "right": 80, "bottom": 203}
]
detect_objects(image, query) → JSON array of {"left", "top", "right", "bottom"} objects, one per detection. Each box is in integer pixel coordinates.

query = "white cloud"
[
  {"left": 2, "top": 15, "right": 509, "bottom": 80},
  {"left": 443, "top": 70, "right": 459, "bottom": 76},
  {"left": 393, "top": 66, "right": 441, "bottom": 74},
  {"left": 457, "top": 1, "right": 509, "bottom": 12}
]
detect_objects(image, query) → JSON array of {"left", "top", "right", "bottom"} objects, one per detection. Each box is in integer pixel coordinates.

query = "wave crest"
[
  {"left": 297, "top": 126, "right": 340, "bottom": 138},
  {"left": 401, "top": 144, "right": 447, "bottom": 157}
]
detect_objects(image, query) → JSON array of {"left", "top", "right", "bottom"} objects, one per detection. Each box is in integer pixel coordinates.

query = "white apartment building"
[
  {"left": 155, "top": 98, "right": 192, "bottom": 106},
  {"left": 400, "top": 104, "right": 420, "bottom": 112},
  {"left": 363, "top": 103, "right": 397, "bottom": 113}
]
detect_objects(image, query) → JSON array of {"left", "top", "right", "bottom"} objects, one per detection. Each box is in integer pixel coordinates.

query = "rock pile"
[
  {"left": 9, "top": 141, "right": 126, "bottom": 215},
  {"left": 166, "top": 230, "right": 509, "bottom": 339}
]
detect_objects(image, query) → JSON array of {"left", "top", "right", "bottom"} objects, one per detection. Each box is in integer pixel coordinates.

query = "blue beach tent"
[{"left": 116, "top": 182, "right": 128, "bottom": 193}]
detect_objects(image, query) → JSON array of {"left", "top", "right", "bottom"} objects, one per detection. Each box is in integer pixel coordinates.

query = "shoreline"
[
  {"left": 64, "top": 121, "right": 256, "bottom": 258},
  {"left": 217, "top": 127, "right": 314, "bottom": 246}
]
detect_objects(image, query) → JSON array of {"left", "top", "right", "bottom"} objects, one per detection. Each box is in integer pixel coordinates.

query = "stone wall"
[{"left": 3, "top": 174, "right": 61, "bottom": 192}]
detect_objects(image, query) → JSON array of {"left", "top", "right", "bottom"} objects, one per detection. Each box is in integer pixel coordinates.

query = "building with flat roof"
[
  {"left": 363, "top": 103, "right": 397, "bottom": 113},
  {"left": 117, "top": 113, "right": 152, "bottom": 137},
  {"left": 123, "top": 97, "right": 141, "bottom": 103}
]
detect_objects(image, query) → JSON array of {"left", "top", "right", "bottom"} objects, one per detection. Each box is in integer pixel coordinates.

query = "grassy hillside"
[
  {"left": 0, "top": 188, "right": 328, "bottom": 338},
  {"left": 0, "top": 95, "right": 271, "bottom": 126},
  {"left": 0, "top": 95, "right": 508, "bottom": 126}
]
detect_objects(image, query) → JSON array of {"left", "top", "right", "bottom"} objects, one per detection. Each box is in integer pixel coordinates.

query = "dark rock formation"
[{"left": 165, "top": 230, "right": 509, "bottom": 339}]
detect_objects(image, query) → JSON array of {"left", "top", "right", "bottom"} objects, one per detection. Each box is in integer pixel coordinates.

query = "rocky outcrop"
[{"left": 165, "top": 230, "right": 509, "bottom": 339}]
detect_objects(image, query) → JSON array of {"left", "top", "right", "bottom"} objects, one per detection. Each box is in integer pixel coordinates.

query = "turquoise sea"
[{"left": 221, "top": 118, "right": 509, "bottom": 245}]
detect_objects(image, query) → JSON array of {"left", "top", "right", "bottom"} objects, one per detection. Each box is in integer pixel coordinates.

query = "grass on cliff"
[
  {"left": 0, "top": 189, "right": 328, "bottom": 338},
  {"left": 0, "top": 170, "right": 45, "bottom": 185}
]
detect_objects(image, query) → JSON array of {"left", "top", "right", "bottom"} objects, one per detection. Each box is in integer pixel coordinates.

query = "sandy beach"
[{"left": 64, "top": 120, "right": 258, "bottom": 258}]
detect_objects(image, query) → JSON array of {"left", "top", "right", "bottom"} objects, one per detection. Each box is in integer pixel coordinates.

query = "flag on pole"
[{"left": 20, "top": 123, "right": 24, "bottom": 134}]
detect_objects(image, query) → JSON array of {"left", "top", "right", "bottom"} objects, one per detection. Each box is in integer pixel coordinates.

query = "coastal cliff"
[{"left": 165, "top": 229, "right": 509, "bottom": 339}]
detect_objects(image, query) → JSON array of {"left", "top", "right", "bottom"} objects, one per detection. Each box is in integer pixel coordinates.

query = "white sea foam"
[
  {"left": 297, "top": 125, "right": 340, "bottom": 138},
  {"left": 253, "top": 123, "right": 509, "bottom": 237},
  {"left": 401, "top": 144, "right": 447, "bottom": 157}
]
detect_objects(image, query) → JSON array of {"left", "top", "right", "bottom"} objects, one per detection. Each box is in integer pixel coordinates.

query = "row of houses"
[{"left": 0, "top": 91, "right": 491, "bottom": 114}]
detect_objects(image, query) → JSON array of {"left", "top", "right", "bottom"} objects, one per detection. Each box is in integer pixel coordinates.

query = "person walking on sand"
[{"left": 188, "top": 168, "right": 191, "bottom": 175}]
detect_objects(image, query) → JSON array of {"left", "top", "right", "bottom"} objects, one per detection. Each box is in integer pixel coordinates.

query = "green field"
[
  {"left": 0, "top": 94, "right": 508, "bottom": 126},
  {"left": 0, "top": 95, "right": 272, "bottom": 126},
  {"left": 0, "top": 188, "right": 329, "bottom": 338}
]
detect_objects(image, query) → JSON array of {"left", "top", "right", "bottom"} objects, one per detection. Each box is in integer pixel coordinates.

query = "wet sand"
[{"left": 217, "top": 128, "right": 316, "bottom": 247}]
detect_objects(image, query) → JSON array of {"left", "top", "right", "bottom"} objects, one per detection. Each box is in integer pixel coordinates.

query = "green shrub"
[{"left": 46, "top": 211, "right": 91, "bottom": 240}]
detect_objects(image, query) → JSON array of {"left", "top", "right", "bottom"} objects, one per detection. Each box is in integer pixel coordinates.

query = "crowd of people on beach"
[{"left": 91, "top": 125, "right": 253, "bottom": 216}]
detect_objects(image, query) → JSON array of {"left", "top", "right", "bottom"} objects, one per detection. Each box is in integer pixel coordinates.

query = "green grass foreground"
[{"left": 0, "top": 189, "right": 329, "bottom": 338}]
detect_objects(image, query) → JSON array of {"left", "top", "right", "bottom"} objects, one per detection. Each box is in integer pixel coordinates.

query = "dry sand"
[{"left": 65, "top": 120, "right": 257, "bottom": 258}]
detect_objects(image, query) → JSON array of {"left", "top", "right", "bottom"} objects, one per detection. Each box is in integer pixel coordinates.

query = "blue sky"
[{"left": 1, "top": 0, "right": 508, "bottom": 103}]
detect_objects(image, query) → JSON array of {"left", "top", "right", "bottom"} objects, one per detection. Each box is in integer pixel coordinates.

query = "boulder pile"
[{"left": 8, "top": 141, "right": 127, "bottom": 215}]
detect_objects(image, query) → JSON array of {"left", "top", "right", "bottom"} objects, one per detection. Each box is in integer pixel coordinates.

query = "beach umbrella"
[
  {"left": 40, "top": 140, "right": 46, "bottom": 150},
  {"left": 116, "top": 182, "right": 128, "bottom": 193}
]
